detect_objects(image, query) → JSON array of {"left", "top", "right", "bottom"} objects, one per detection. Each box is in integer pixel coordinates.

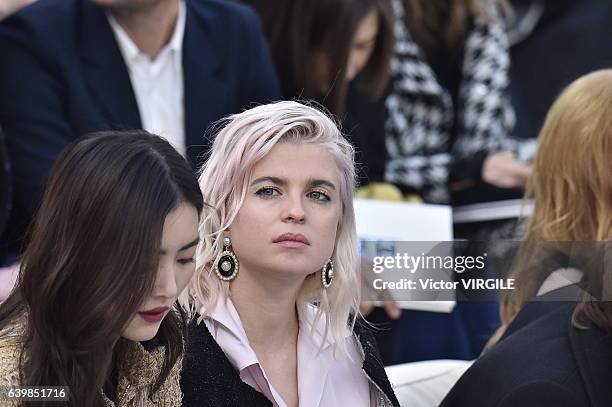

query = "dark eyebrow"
[
  {"left": 307, "top": 179, "right": 337, "bottom": 191},
  {"left": 160, "top": 237, "right": 200, "bottom": 255},
  {"left": 250, "top": 176, "right": 287, "bottom": 186},
  {"left": 250, "top": 176, "right": 337, "bottom": 191},
  {"left": 180, "top": 238, "right": 200, "bottom": 251}
]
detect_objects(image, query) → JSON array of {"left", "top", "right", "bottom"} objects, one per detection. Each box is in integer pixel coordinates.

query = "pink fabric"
[{"left": 203, "top": 297, "right": 371, "bottom": 407}]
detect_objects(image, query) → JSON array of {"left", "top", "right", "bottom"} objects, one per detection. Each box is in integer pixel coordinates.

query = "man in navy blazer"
[{"left": 0, "top": 0, "right": 280, "bottom": 261}]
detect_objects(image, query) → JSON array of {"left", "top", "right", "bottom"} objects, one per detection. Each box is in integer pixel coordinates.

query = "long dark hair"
[
  {"left": 0, "top": 131, "right": 203, "bottom": 406},
  {"left": 404, "top": 0, "right": 511, "bottom": 51},
  {"left": 247, "top": 0, "right": 394, "bottom": 115}
]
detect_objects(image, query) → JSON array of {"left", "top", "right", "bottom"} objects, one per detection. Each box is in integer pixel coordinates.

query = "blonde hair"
[
  {"left": 491, "top": 70, "right": 612, "bottom": 345},
  {"left": 191, "top": 101, "right": 360, "bottom": 353}
]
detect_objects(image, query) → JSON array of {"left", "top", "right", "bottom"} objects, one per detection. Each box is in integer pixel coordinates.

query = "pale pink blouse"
[{"left": 203, "top": 297, "right": 371, "bottom": 407}]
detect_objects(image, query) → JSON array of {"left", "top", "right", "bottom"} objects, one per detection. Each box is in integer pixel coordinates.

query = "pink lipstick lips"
[
  {"left": 273, "top": 233, "right": 310, "bottom": 248},
  {"left": 138, "top": 306, "right": 169, "bottom": 323}
]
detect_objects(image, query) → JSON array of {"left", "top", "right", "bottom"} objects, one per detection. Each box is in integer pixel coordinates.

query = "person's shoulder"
[
  {"left": 181, "top": 314, "right": 273, "bottom": 406},
  {"left": 0, "top": 0, "right": 79, "bottom": 53},
  {"left": 352, "top": 318, "right": 401, "bottom": 407},
  {"left": 183, "top": 314, "right": 228, "bottom": 368},
  {"left": 503, "top": 294, "right": 578, "bottom": 339},
  {"left": 480, "top": 304, "right": 577, "bottom": 376},
  {"left": 1, "top": 0, "right": 79, "bottom": 29},
  {"left": 441, "top": 305, "right": 584, "bottom": 406}
]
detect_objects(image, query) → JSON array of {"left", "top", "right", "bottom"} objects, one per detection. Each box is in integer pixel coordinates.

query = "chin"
[
  {"left": 121, "top": 324, "right": 161, "bottom": 342},
  {"left": 267, "top": 264, "right": 319, "bottom": 278},
  {"left": 281, "top": 258, "right": 323, "bottom": 275}
]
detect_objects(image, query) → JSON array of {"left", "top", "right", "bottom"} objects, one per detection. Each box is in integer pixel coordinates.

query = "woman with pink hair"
[{"left": 181, "top": 101, "right": 399, "bottom": 406}]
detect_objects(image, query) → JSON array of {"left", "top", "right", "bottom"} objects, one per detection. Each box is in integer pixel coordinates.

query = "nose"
[
  {"left": 282, "top": 193, "right": 306, "bottom": 224},
  {"left": 151, "top": 259, "right": 178, "bottom": 301}
]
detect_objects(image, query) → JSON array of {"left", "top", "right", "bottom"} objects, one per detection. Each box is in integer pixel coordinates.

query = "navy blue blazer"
[
  {"left": 440, "top": 302, "right": 612, "bottom": 407},
  {"left": 0, "top": 0, "right": 280, "bottom": 257}
]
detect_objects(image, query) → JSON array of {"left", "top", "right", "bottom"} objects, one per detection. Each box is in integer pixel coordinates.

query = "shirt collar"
[
  {"left": 298, "top": 303, "right": 354, "bottom": 353},
  {"left": 168, "top": 0, "right": 185, "bottom": 55},
  {"left": 207, "top": 296, "right": 353, "bottom": 355},
  {"left": 206, "top": 296, "right": 260, "bottom": 371},
  {"left": 106, "top": 0, "right": 185, "bottom": 65},
  {"left": 205, "top": 298, "right": 358, "bottom": 407}
]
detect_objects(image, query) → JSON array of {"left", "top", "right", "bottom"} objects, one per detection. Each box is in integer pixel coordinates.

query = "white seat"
[{"left": 385, "top": 359, "right": 473, "bottom": 407}]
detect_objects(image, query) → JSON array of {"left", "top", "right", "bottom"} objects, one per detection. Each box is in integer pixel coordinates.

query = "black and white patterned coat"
[{"left": 385, "top": 0, "right": 536, "bottom": 203}]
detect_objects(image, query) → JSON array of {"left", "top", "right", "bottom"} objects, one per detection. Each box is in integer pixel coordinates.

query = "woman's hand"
[{"left": 482, "top": 151, "right": 532, "bottom": 189}]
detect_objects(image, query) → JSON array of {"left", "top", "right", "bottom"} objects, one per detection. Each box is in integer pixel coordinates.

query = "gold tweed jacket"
[{"left": 0, "top": 323, "right": 182, "bottom": 406}]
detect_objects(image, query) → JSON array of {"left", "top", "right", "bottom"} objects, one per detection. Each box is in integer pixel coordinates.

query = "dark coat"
[{"left": 440, "top": 301, "right": 612, "bottom": 407}]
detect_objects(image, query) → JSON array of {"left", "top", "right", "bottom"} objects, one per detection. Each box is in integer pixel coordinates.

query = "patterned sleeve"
[
  {"left": 0, "top": 338, "right": 24, "bottom": 406},
  {"left": 452, "top": 1, "right": 537, "bottom": 165}
]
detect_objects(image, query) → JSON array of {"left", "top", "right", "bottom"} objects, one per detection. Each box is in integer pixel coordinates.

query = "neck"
[
  {"left": 110, "top": 0, "right": 179, "bottom": 58},
  {"left": 230, "top": 268, "right": 305, "bottom": 350}
]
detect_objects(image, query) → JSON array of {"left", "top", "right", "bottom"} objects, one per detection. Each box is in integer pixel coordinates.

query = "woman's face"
[
  {"left": 122, "top": 202, "right": 199, "bottom": 342},
  {"left": 229, "top": 143, "right": 343, "bottom": 281},
  {"left": 312, "top": 9, "right": 380, "bottom": 90},
  {"left": 346, "top": 9, "right": 380, "bottom": 81}
]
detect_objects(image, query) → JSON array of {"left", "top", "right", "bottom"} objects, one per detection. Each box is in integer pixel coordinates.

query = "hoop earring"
[
  {"left": 322, "top": 259, "right": 333, "bottom": 288},
  {"left": 213, "top": 237, "right": 239, "bottom": 281}
]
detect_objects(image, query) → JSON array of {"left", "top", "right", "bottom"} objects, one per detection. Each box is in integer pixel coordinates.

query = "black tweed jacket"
[{"left": 180, "top": 316, "right": 400, "bottom": 406}]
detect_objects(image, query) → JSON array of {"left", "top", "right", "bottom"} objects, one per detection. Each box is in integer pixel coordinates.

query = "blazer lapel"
[
  {"left": 182, "top": 0, "right": 228, "bottom": 167},
  {"left": 77, "top": 0, "right": 141, "bottom": 131}
]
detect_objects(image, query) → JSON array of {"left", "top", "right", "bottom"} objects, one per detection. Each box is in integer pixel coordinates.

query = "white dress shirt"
[
  {"left": 203, "top": 297, "right": 372, "bottom": 407},
  {"left": 107, "top": 1, "right": 186, "bottom": 155}
]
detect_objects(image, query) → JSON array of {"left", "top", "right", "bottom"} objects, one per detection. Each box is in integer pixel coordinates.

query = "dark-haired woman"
[
  {"left": 0, "top": 131, "right": 203, "bottom": 406},
  {"left": 243, "top": 0, "right": 394, "bottom": 185},
  {"left": 245, "top": 0, "right": 393, "bottom": 116}
]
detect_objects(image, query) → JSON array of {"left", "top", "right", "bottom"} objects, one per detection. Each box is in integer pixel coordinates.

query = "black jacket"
[
  {"left": 440, "top": 302, "right": 612, "bottom": 407},
  {"left": 180, "top": 317, "right": 400, "bottom": 406}
]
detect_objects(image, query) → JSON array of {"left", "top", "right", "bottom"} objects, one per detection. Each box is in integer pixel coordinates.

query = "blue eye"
[
  {"left": 255, "top": 186, "right": 280, "bottom": 198},
  {"left": 309, "top": 190, "right": 330, "bottom": 202}
]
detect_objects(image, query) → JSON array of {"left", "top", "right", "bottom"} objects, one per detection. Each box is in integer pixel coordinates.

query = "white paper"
[{"left": 354, "top": 199, "right": 456, "bottom": 312}]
